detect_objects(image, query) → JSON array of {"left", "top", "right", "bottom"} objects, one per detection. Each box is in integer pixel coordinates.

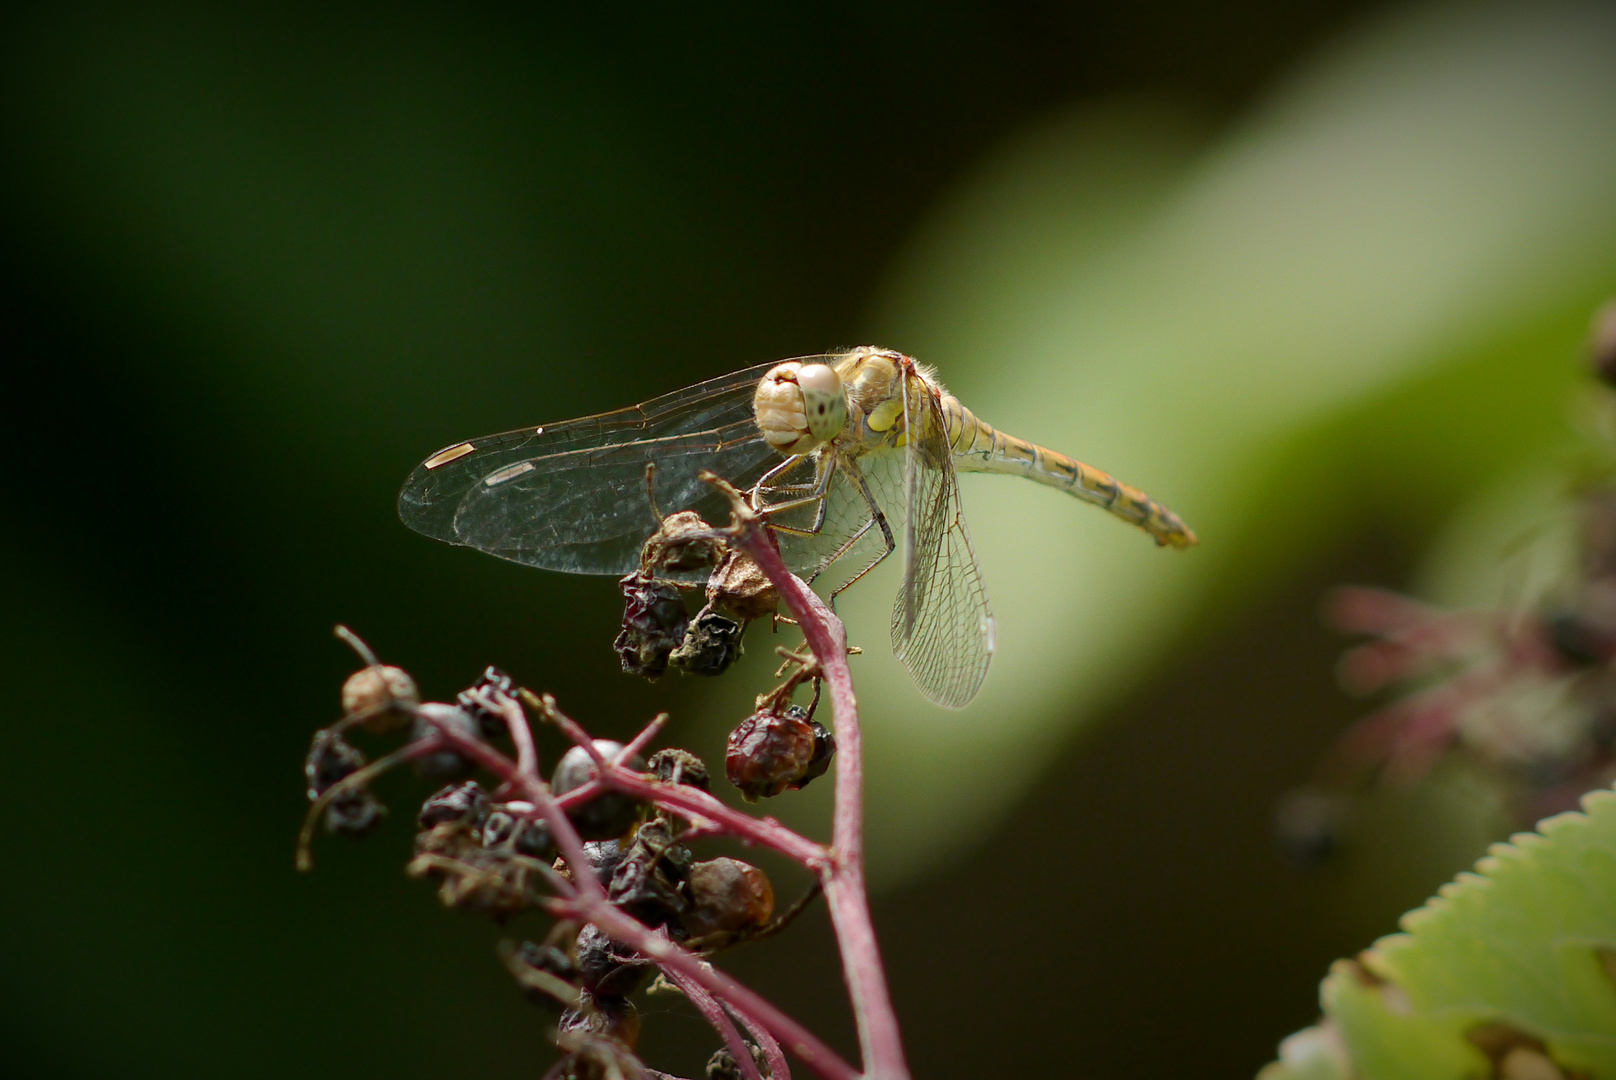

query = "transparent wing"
[
  {"left": 398, "top": 359, "right": 834, "bottom": 575},
  {"left": 889, "top": 376, "right": 996, "bottom": 708}
]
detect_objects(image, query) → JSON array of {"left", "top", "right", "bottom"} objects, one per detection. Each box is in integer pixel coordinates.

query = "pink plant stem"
[
  {"left": 414, "top": 705, "right": 859, "bottom": 1080},
  {"left": 725, "top": 501, "right": 911, "bottom": 1080},
  {"left": 663, "top": 965, "right": 767, "bottom": 1080},
  {"left": 737, "top": 1007, "right": 792, "bottom": 1080}
]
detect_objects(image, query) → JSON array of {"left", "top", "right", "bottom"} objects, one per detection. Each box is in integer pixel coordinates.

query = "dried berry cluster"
[
  {"left": 1278, "top": 300, "right": 1616, "bottom": 863},
  {"left": 299, "top": 505, "right": 859, "bottom": 1080},
  {"left": 615, "top": 510, "right": 778, "bottom": 680}
]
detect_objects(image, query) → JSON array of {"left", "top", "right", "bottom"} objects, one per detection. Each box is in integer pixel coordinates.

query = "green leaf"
[{"left": 1262, "top": 789, "right": 1616, "bottom": 1079}]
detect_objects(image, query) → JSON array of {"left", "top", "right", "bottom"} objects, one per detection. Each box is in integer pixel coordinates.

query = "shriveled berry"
[
  {"left": 573, "top": 925, "right": 648, "bottom": 999},
  {"left": 725, "top": 710, "right": 817, "bottom": 800},
  {"left": 573, "top": 840, "right": 629, "bottom": 889},
  {"left": 681, "top": 857, "right": 774, "bottom": 939},
  {"left": 325, "top": 790, "right": 386, "bottom": 836},
  {"left": 796, "top": 720, "right": 836, "bottom": 791},
  {"left": 495, "top": 803, "right": 555, "bottom": 860},
  {"left": 457, "top": 665, "right": 517, "bottom": 738},
  {"left": 559, "top": 992, "right": 642, "bottom": 1051},
  {"left": 410, "top": 703, "right": 482, "bottom": 780},
  {"left": 647, "top": 748, "right": 710, "bottom": 792},
  {"left": 614, "top": 573, "right": 689, "bottom": 679},
  {"left": 607, "top": 819, "right": 688, "bottom": 929},
  {"left": 341, "top": 664, "right": 419, "bottom": 733},
  {"left": 642, "top": 510, "right": 725, "bottom": 573},
  {"left": 706, "top": 548, "right": 778, "bottom": 621},
  {"left": 670, "top": 610, "right": 744, "bottom": 676},
  {"left": 418, "top": 780, "right": 491, "bottom": 830},
  {"left": 305, "top": 730, "right": 366, "bottom": 799},
  {"left": 553, "top": 742, "right": 647, "bottom": 841}
]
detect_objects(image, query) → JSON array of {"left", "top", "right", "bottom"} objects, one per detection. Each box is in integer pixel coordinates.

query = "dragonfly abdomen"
[{"left": 941, "top": 394, "right": 1197, "bottom": 549}]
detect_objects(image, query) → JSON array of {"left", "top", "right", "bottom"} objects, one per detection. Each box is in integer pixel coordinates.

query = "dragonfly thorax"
[{"left": 753, "top": 362, "right": 849, "bottom": 455}]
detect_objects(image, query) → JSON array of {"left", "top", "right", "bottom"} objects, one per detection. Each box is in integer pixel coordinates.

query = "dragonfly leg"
[
  {"left": 823, "top": 464, "right": 897, "bottom": 611},
  {"left": 755, "top": 454, "right": 837, "bottom": 525}
]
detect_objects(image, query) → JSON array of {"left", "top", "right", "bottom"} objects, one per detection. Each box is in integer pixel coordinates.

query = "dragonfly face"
[{"left": 752, "top": 362, "right": 848, "bottom": 454}]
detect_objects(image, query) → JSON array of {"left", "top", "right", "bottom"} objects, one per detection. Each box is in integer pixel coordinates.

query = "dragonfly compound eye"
[{"left": 753, "top": 361, "right": 847, "bottom": 455}]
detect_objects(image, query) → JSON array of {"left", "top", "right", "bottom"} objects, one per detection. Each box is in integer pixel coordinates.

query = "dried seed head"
[
  {"left": 340, "top": 664, "right": 419, "bottom": 733},
  {"left": 647, "top": 748, "right": 711, "bottom": 792},
  {"left": 670, "top": 610, "right": 744, "bottom": 677},
  {"left": 706, "top": 548, "right": 778, "bottom": 621},
  {"left": 418, "top": 780, "right": 491, "bottom": 830},
  {"left": 1590, "top": 298, "right": 1616, "bottom": 388},
  {"left": 456, "top": 666, "right": 517, "bottom": 738},
  {"left": 642, "top": 509, "right": 726, "bottom": 573},
  {"left": 410, "top": 703, "right": 483, "bottom": 780},
  {"left": 681, "top": 857, "right": 774, "bottom": 938},
  {"left": 725, "top": 709, "right": 817, "bottom": 800},
  {"left": 552, "top": 741, "right": 647, "bottom": 841},
  {"left": 614, "top": 573, "right": 690, "bottom": 679}
]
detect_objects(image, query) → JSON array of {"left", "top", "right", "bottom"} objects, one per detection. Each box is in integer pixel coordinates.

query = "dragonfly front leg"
[{"left": 755, "top": 453, "right": 837, "bottom": 529}]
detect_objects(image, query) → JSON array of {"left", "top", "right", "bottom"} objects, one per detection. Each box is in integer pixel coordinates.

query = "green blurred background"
[{"left": 6, "top": 1, "right": 1616, "bottom": 1077}]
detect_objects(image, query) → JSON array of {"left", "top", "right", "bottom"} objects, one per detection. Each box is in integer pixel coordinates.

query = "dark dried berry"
[
  {"left": 725, "top": 710, "right": 817, "bottom": 801},
  {"left": 341, "top": 664, "right": 419, "bottom": 733},
  {"left": 326, "top": 790, "right": 386, "bottom": 837},
  {"left": 573, "top": 925, "right": 648, "bottom": 999},
  {"left": 574, "top": 840, "right": 630, "bottom": 889},
  {"left": 507, "top": 940, "right": 578, "bottom": 1010},
  {"left": 418, "top": 780, "right": 491, "bottom": 830},
  {"left": 615, "top": 573, "right": 689, "bottom": 679},
  {"left": 559, "top": 992, "right": 642, "bottom": 1051},
  {"left": 795, "top": 721, "right": 836, "bottom": 791},
  {"left": 681, "top": 857, "right": 774, "bottom": 939},
  {"left": 411, "top": 703, "right": 483, "bottom": 780},
  {"left": 457, "top": 666, "right": 517, "bottom": 738},
  {"left": 305, "top": 730, "right": 366, "bottom": 799},
  {"left": 670, "top": 610, "right": 744, "bottom": 677},
  {"left": 647, "top": 748, "right": 711, "bottom": 792},
  {"left": 608, "top": 819, "right": 689, "bottom": 929},
  {"left": 498, "top": 804, "right": 555, "bottom": 860},
  {"left": 553, "top": 742, "right": 647, "bottom": 841}
]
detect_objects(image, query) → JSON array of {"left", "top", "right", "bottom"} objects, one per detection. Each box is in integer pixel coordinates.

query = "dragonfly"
[{"left": 399, "top": 348, "right": 1196, "bottom": 708}]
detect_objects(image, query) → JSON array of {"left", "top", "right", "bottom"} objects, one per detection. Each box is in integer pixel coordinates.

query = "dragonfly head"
[{"left": 754, "top": 362, "right": 848, "bottom": 455}]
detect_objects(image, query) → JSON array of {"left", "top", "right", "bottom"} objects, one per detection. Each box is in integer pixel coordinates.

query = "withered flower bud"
[
  {"left": 1590, "top": 298, "right": 1616, "bottom": 388},
  {"left": 706, "top": 548, "right": 778, "bottom": 621},
  {"left": 410, "top": 703, "right": 483, "bottom": 780},
  {"left": 417, "top": 780, "right": 491, "bottom": 830},
  {"left": 670, "top": 610, "right": 744, "bottom": 677},
  {"left": 614, "top": 573, "right": 689, "bottom": 679},
  {"left": 647, "top": 748, "right": 710, "bottom": 792},
  {"left": 456, "top": 666, "right": 516, "bottom": 738},
  {"left": 553, "top": 741, "right": 647, "bottom": 841},
  {"left": 725, "top": 709, "right": 817, "bottom": 800},
  {"left": 642, "top": 510, "right": 725, "bottom": 573},
  {"left": 681, "top": 857, "right": 774, "bottom": 939},
  {"left": 341, "top": 664, "right": 419, "bottom": 733}
]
